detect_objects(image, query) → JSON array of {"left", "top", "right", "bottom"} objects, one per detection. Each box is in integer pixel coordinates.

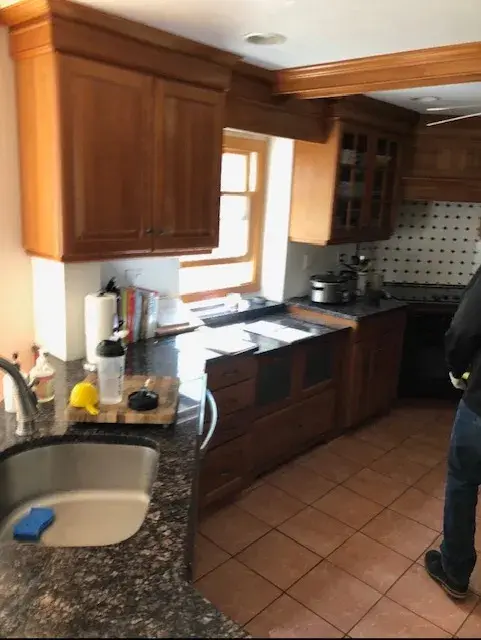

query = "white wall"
[
  {"left": 100, "top": 256, "right": 179, "bottom": 295},
  {"left": 0, "top": 28, "right": 35, "bottom": 384},
  {"left": 31, "top": 258, "right": 101, "bottom": 361},
  {"left": 259, "top": 137, "right": 294, "bottom": 301}
]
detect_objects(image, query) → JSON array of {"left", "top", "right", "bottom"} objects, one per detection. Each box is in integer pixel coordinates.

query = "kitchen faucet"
[{"left": 0, "top": 357, "right": 38, "bottom": 434}]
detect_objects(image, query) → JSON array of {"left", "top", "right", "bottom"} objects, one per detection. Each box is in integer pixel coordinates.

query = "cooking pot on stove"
[{"left": 310, "top": 273, "right": 349, "bottom": 304}]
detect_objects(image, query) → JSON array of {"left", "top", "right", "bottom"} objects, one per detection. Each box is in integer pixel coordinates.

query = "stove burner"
[{"left": 384, "top": 284, "right": 464, "bottom": 305}]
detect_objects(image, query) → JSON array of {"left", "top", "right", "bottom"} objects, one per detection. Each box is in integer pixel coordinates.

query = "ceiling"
[
  {"left": 369, "top": 82, "right": 481, "bottom": 115},
  {"left": 2, "top": 0, "right": 478, "bottom": 70},
  {"left": 2, "top": 0, "right": 481, "bottom": 107}
]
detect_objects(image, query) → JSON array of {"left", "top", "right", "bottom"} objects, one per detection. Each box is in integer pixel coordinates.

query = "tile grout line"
[
  {"left": 197, "top": 415, "right": 455, "bottom": 634},
  {"left": 381, "top": 592, "right": 476, "bottom": 638}
]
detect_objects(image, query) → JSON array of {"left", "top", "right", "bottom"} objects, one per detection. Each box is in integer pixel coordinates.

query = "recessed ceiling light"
[
  {"left": 410, "top": 96, "right": 441, "bottom": 104},
  {"left": 243, "top": 32, "right": 287, "bottom": 46}
]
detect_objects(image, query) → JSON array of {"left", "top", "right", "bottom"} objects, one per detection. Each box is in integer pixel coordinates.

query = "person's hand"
[{"left": 449, "top": 372, "right": 467, "bottom": 391}]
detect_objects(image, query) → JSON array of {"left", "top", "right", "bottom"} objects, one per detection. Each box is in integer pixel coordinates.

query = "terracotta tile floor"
[{"left": 196, "top": 403, "right": 481, "bottom": 638}]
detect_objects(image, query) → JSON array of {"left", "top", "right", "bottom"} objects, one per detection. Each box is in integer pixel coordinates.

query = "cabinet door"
[
  {"left": 367, "top": 136, "right": 400, "bottom": 236},
  {"left": 59, "top": 55, "right": 155, "bottom": 259},
  {"left": 288, "top": 388, "right": 336, "bottom": 452},
  {"left": 369, "top": 329, "right": 404, "bottom": 415},
  {"left": 332, "top": 129, "right": 369, "bottom": 241},
  {"left": 349, "top": 340, "right": 373, "bottom": 426},
  {"left": 251, "top": 406, "right": 294, "bottom": 476},
  {"left": 199, "top": 435, "right": 249, "bottom": 507},
  {"left": 153, "top": 80, "right": 224, "bottom": 252}
]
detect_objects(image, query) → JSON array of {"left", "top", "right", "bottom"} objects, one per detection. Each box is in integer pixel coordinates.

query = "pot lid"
[{"left": 311, "top": 273, "right": 346, "bottom": 284}]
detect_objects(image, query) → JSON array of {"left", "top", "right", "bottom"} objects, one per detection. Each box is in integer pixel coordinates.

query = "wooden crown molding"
[
  {"left": 0, "top": 0, "right": 240, "bottom": 91},
  {"left": 330, "top": 95, "right": 419, "bottom": 133},
  {"left": 0, "top": 0, "right": 238, "bottom": 66},
  {"left": 275, "top": 42, "right": 481, "bottom": 98},
  {"left": 226, "top": 61, "right": 328, "bottom": 141}
]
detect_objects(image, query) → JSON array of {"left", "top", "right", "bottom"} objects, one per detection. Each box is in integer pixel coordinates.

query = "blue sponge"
[{"left": 13, "top": 507, "right": 55, "bottom": 542}]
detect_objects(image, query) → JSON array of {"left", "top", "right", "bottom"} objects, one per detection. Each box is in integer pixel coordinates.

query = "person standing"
[{"left": 425, "top": 268, "right": 481, "bottom": 598}]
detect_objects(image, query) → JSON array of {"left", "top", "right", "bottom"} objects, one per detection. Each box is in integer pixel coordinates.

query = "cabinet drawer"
[
  {"left": 288, "top": 389, "right": 336, "bottom": 450},
  {"left": 199, "top": 435, "right": 248, "bottom": 507},
  {"left": 214, "top": 378, "right": 256, "bottom": 417},
  {"left": 207, "top": 356, "right": 257, "bottom": 391},
  {"left": 208, "top": 409, "right": 248, "bottom": 449},
  {"left": 355, "top": 310, "right": 406, "bottom": 343}
]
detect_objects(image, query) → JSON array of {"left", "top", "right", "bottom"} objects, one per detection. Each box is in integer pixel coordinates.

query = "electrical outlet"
[
  {"left": 302, "top": 253, "right": 309, "bottom": 271},
  {"left": 125, "top": 268, "right": 142, "bottom": 283}
]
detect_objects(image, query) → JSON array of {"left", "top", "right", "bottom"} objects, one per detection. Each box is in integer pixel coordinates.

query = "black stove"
[
  {"left": 388, "top": 283, "right": 465, "bottom": 402},
  {"left": 384, "top": 283, "right": 465, "bottom": 306}
]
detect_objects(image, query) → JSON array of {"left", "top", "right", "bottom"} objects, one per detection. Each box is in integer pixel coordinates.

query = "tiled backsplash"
[{"left": 366, "top": 201, "right": 481, "bottom": 286}]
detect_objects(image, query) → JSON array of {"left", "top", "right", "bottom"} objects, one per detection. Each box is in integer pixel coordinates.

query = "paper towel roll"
[{"left": 84, "top": 292, "right": 117, "bottom": 365}]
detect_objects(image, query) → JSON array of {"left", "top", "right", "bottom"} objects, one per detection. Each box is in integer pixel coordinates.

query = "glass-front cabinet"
[
  {"left": 331, "top": 127, "right": 401, "bottom": 242},
  {"left": 289, "top": 105, "right": 406, "bottom": 247}
]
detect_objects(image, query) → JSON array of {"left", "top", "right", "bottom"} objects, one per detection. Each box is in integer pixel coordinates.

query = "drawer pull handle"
[
  {"left": 220, "top": 471, "right": 231, "bottom": 477},
  {"left": 225, "top": 370, "right": 240, "bottom": 377}
]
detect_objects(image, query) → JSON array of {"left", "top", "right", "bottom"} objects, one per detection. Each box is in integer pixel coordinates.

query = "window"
[{"left": 180, "top": 133, "right": 268, "bottom": 301}]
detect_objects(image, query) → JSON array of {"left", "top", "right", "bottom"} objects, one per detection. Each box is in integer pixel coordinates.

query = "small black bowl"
[{"left": 127, "top": 389, "right": 159, "bottom": 412}]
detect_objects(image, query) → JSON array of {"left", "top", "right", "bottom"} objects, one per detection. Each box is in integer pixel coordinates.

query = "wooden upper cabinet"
[
  {"left": 59, "top": 56, "right": 155, "bottom": 259},
  {"left": 153, "top": 81, "right": 223, "bottom": 252},
  {"left": 289, "top": 120, "right": 403, "bottom": 246},
  {"left": 13, "top": 56, "right": 225, "bottom": 261},
  {"left": 3, "top": 0, "right": 235, "bottom": 262},
  {"left": 401, "top": 119, "right": 481, "bottom": 202}
]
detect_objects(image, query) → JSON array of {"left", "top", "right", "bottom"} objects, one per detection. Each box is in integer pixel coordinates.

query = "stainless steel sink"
[{"left": 0, "top": 440, "right": 159, "bottom": 547}]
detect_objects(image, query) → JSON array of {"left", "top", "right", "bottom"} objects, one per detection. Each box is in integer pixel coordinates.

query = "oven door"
[{"left": 398, "top": 305, "right": 459, "bottom": 400}]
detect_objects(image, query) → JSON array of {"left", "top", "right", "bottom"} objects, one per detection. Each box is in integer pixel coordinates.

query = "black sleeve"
[{"left": 445, "top": 267, "right": 481, "bottom": 378}]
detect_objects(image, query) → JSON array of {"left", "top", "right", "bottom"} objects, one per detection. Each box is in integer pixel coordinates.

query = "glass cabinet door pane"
[{"left": 335, "top": 200, "right": 349, "bottom": 228}]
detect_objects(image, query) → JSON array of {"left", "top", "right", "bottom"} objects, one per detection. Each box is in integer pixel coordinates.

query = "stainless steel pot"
[{"left": 310, "top": 273, "right": 347, "bottom": 304}]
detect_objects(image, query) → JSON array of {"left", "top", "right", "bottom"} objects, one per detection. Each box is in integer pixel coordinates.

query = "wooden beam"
[
  {"left": 226, "top": 61, "right": 328, "bottom": 141},
  {"left": 276, "top": 42, "right": 481, "bottom": 98}
]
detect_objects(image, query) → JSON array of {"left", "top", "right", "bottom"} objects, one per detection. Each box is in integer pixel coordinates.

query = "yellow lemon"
[
  {"left": 462, "top": 372, "right": 470, "bottom": 381},
  {"left": 70, "top": 381, "right": 99, "bottom": 416}
]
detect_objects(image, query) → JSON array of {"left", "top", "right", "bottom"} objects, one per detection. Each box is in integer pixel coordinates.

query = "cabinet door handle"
[
  {"left": 201, "top": 389, "right": 218, "bottom": 453},
  {"left": 144, "top": 228, "right": 153, "bottom": 235},
  {"left": 157, "top": 229, "right": 166, "bottom": 236}
]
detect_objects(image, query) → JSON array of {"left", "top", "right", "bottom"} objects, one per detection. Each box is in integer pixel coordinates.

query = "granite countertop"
[
  {"left": 0, "top": 335, "right": 247, "bottom": 639},
  {"left": 288, "top": 295, "right": 408, "bottom": 320},
  {"left": 0, "top": 309, "right": 344, "bottom": 638},
  {"left": 199, "top": 312, "right": 347, "bottom": 361}
]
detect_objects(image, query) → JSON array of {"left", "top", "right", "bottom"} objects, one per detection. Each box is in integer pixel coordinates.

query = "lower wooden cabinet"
[
  {"left": 251, "top": 405, "right": 295, "bottom": 476},
  {"left": 198, "top": 313, "right": 403, "bottom": 513},
  {"left": 348, "top": 319, "right": 405, "bottom": 427},
  {"left": 199, "top": 435, "right": 250, "bottom": 508},
  {"left": 292, "top": 388, "right": 336, "bottom": 448},
  {"left": 251, "top": 387, "right": 336, "bottom": 476}
]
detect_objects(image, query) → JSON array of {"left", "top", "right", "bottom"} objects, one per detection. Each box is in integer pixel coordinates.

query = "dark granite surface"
[
  {"left": 197, "top": 298, "right": 286, "bottom": 328},
  {"left": 288, "top": 295, "right": 408, "bottom": 320},
  {"left": 201, "top": 313, "right": 347, "bottom": 358},
  {"left": 0, "top": 335, "right": 247, "bottom": 639},
  {"left": 0, "top": 310, "right": 345, "bottom": 638}
]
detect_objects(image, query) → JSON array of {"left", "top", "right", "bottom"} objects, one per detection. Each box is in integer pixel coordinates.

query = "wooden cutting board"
[{"left": 66, "top": 375, "right": 180, "bottom": 425}]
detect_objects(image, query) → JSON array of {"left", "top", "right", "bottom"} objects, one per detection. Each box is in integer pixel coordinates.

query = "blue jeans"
[{"left": 441, "top": 400, "right": 481, "bottom": 586}]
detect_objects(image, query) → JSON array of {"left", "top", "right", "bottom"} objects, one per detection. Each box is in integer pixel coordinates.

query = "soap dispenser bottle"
[{"left": 29, "top": 349, "right": 55, "bottom": 403}]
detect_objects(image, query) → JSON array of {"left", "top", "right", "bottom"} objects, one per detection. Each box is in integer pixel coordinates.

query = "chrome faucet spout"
[{"left": 0, "top": 357, "right": 38, "bottom": 433}]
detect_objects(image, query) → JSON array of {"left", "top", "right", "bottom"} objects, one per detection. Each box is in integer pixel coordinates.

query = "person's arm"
[{"left": 445, "top": 267, "right": 481, "bottom": 378}]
